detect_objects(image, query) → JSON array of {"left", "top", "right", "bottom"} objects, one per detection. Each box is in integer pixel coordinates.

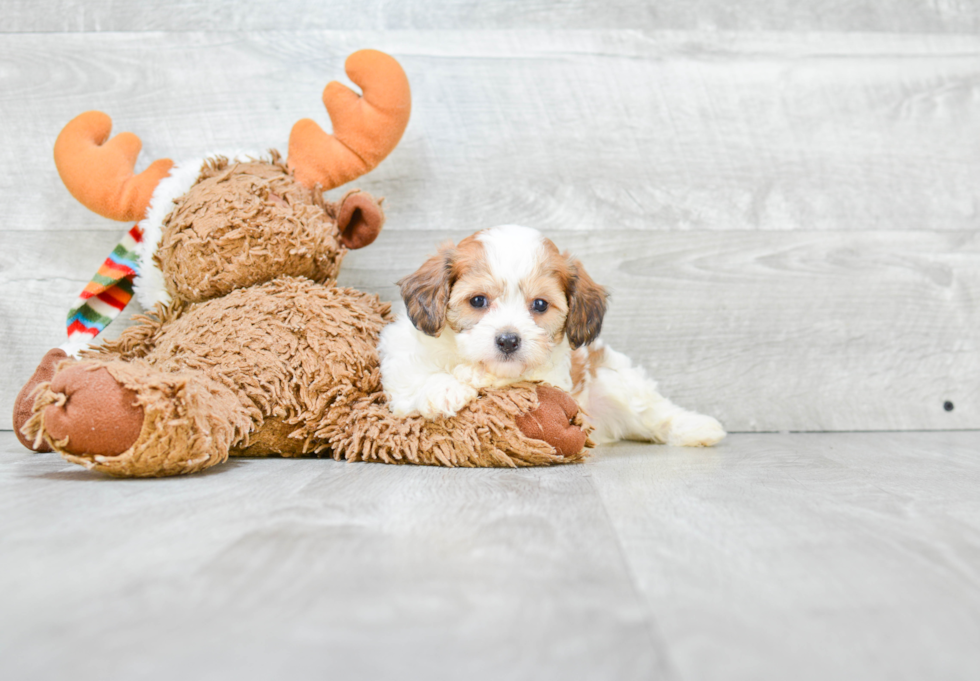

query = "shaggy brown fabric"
[
  {"left": 324, "top": 384, "right": 588, "bottom": 467},
  {"left": 235, "top": 416, "right": 309, "bottom": 457},
  {"left": 157, "top": 155, "right": 347, "bottom": 303}
]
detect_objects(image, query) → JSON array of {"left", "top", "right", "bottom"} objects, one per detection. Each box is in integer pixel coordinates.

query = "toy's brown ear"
[
  {"left": 54, "top": 111, "right": 173, "bottom": 221},
  {"left": 397, "top": 243, "right": 455, "bottom": 336},
  {"left": 565, "top": 256, "right": 608, "bottom": 349},
  {"left": 337, "top": 190, "right": 385, "bottom": 249}
]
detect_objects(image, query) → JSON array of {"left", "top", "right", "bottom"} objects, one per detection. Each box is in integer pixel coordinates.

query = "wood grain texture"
[
  {"left": 2, "top": 0, "right": 978, "bottom": 33},
  {"left": 0, "top": 431, "right": 662, "bottom": 681},
  {"left": 1, "top": 31, "right": 978, "bottom": 234},
  {"left": 2, "top": 29, "right": 979, "bottom": 433},
  {"left": 3, "top": 430, "right": 979, "bottom": 680},
  {"left": 3, "top": 228, "right": 976, "bottom": 432},
  {"left": 589, "top": 432, "right": 980, "bottom": 681}
]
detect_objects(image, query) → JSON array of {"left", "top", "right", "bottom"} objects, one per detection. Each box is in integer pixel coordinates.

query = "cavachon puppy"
[{"left": 378, "top": 224, "right": 726, "bottom": 447}]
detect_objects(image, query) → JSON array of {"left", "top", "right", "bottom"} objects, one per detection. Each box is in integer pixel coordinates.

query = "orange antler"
[
  {"left": 53, "top": 111, "right": 174, "bottom": 222},
  {"left": 288, "top": 49, "right": 411, "bottom": 190}
]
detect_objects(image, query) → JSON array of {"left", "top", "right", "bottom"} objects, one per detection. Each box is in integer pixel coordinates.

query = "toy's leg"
[
  {"left": 311, "top": 383, "right": 592, "bottom": 467},
  {"left": 84, "top": 299, "right": 184, "bottom": 362},
  {"left": 22, "top": 359, "right": 254, "bottom": 477},
  {"left": 576, "top": 344, "right": 726, "bottom": 447},
  {"left": 12, "top": 302, "right": 181, "bottom": 455}
]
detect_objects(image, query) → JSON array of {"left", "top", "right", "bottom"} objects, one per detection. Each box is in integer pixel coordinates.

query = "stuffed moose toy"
[{"left": 12, "top": 49, "right": 591, "bottom": 477}]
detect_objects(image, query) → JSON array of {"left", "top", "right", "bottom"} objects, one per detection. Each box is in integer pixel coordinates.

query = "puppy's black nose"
[{"left": 495, "top": 332, "right": 521, "bottom": 355}]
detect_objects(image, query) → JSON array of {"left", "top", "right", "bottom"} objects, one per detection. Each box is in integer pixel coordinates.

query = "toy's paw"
[
  {"left": 41, "top": 365, "right": 145, "bottom": 457},
  {"left": 418, "top": 374, "right": 479, "bottom": 418},
  {"left": 516, "top": 385, "right": 588, "bottom": 458},
  {"left": 13, "top": 348, "right": 70, "bottom": 452},
  {"left": 666, "top": 412, "right": 726, "bottom": 447}
]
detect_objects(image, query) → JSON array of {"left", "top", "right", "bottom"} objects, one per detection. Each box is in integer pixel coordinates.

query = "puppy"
[{"left": 378, "top": 224, "right": 725, "bottom": 447}]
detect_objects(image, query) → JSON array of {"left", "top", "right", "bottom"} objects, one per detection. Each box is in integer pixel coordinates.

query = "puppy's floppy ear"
[
  {"left": 397, "top": 243, "right": 455, "bottom": 336},
  {"left": 565, "top": 256, "right": 608, "bottom": 349}
]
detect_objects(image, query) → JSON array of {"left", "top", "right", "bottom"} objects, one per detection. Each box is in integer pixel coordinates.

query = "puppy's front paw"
[
  {"left": 452, "top": 364, "right": 509, "bottom": 390},
  {"left": 418, "top": 375, "right": 479, "bottom": 418},
  {"left": 666, "top": 412, "right": 726, "bottom": 447}
]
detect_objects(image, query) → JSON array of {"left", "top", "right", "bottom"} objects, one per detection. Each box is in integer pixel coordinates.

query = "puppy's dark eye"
[
  {"left": 531, "top": 298, "right": 549, "bottom": 313},
  {"left": 470, "top": 295, "right": 488, "bottom": 309}
]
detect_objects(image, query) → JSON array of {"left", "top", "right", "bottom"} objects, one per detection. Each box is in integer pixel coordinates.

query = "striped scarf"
[{"left": 63, "top": 225, "right": 143, "bottom": 354}]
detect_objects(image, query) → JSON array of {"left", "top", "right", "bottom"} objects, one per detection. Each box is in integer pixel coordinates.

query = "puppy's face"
[{"left": 398, "top": 225, "right": 607, "bottom": 378}]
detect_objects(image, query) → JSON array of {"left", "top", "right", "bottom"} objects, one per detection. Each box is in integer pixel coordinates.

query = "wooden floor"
[{"left": 1, "top": 430, "right": 978, "bottom": 680}]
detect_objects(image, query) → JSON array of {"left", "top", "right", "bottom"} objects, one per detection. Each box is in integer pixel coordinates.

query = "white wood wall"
[{"left": 2, "top": 2, "right": 978, "bottom": 432}]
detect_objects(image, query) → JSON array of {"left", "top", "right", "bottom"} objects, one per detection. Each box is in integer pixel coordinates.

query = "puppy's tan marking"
[
  {"left": 570, "top": 344, "right": 607, "bottom": 397},
  {"left": 446, "top": 236, "right": 499, "bottom": 333},
  {"left": 520, "top": 241, "right": 574, "bottom": 343}
]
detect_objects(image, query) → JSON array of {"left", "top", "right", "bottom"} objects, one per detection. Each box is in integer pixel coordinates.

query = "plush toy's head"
[
  {"left": 52, "top": 49, "right": 410, "bottom": 307},
  {"left": 152, "top": 154, "right": 385, "bottom": 303}
]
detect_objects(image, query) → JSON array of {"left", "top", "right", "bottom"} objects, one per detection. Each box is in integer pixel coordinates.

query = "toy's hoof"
[
  {"left": 43, "top": 365, "right": 144, "bottom": 457},
  {"left": 516, "top": 385, "right": 588, "bottom": 458},
  {"left": 13, "top": 348, "right": 69, "bottom": 452}
]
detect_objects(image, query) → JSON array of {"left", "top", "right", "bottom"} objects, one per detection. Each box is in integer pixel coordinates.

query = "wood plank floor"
[{"left": 2, "top": 430, "right": 978, "bottom": 681}]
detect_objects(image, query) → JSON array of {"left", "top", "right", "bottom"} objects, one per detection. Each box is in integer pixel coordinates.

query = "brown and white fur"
[{"left": 378, "top": 225, "right": 725, "bottom": 447}]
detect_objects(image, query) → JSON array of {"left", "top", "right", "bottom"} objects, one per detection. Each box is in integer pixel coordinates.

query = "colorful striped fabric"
[{"left": 64, "top": 225, "right": 143, "bottom": 351}]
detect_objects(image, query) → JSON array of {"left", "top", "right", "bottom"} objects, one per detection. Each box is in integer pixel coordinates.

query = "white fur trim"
[
  {"left": 59, "top": 337, "right": 93, "bottom": 359},
  {"left": 133, "top": 158, "right": 203, "bottom": 309},
  {"left": 133, "top": 151, "right": 264, "bottom": 309}
]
